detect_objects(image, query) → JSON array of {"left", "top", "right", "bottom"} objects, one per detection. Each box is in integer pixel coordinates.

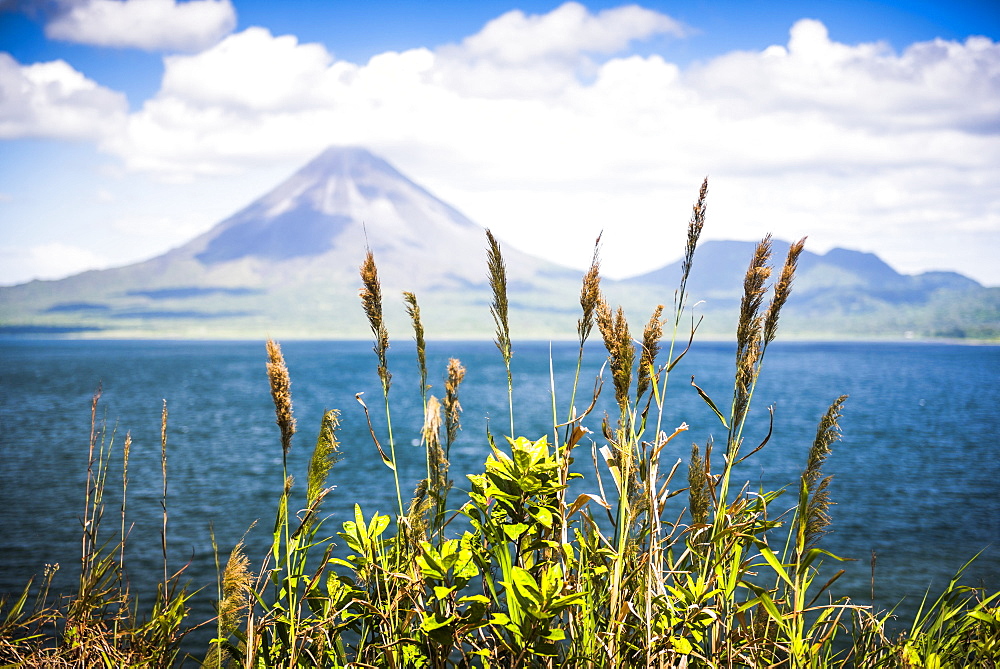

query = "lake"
[{"left": 1, "top": 338, "right": 997, "bottom": 657}]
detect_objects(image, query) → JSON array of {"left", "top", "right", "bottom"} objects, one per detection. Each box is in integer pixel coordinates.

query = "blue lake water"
[{"left": 1, "top": 338, "right": 998, "bottom": 657}]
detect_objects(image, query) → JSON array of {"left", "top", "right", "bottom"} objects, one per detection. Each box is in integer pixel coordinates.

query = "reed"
[
  {"left": 360, "top": 250, "right": 404, "bottom": 518},
  {"left": 0, "top": 391, "right": 192, "bottom": 665},
  {"left": 487, "top": 228, "right": 515, "bottom": 438},
  {"left": 4, "top": 181, "right": 998, "bottom": 668},
  {"left": 404, "top": 291, "right": 429, "bottom": 412},
  {"left": 567, "top": 235, "right": 602, "bottom": 435}
]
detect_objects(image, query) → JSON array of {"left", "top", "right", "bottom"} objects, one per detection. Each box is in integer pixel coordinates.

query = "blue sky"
[{"left": 1, "top": 0, "right": 998, "bottom": 286}]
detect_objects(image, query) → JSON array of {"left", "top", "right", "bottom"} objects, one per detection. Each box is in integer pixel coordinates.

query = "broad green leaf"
[
  {"left": 509, "top": 566, "right": 542, "bottom": 605},
  {"left": 416, "top": 553, "right": 445, "bottom": 581},
  {"left": 453, "top": 549, "right": 479, "bottom": 581},
  {"left": 503, "top": 523, "right": 529, "bottom": 541},
  {"left": 490, "top": 612, "right": 511, "bottom": 626},
  {"left": 671, "top": 636, "right": 693, "bottom": 655},
  {"left": 433, "top": 586, "right": 456, "bottom": 600},
  {"left": 531, "top": 506, "right": 554, "bottom": 529},
  {"left": 421, "top": 612, "right": 456, "bottom": 632},
  {"left": 368, "top": 513, "right": 390, "bottom": 538}
]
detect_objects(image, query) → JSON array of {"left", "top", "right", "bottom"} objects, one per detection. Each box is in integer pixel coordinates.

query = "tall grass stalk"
[
  {"left": 160, "top": 400, "right": 170, "bottom": 598},
  {"left": 0, "top": 390, "right": 192, "bottom": 665},
  {"left": 568, "top": 235, "right": 602, "bottom": 429},
  {"left": 487, "top": 229, "right": 515, "bottom": 438},
  {"left": 360, "top": 250, "right": 404, "bottom": 518}
]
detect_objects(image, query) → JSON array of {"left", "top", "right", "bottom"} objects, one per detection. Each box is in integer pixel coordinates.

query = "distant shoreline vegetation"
[
  {"left": 1, "top": 147, "right": 996, "bottom": 342},
  {"left": 2, "top": 182, "right": 997, "bottom": 666},
  {"left": 3, "top": 330, "right": 999, "bottom": 345}
]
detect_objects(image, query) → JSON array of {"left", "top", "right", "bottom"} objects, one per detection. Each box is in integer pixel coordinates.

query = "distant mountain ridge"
[
  {"left": 614, "top": 237, "right": 997, "bottom": 339},
  {"left": 623, "top": 239, "right": 981, "bottom": 311},
  {"left": 1, "top": 147, "right": 996, "bottom": 340}
]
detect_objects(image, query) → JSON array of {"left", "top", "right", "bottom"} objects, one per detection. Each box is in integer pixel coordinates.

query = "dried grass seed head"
[
  {"left": 682, "top": 178, "right": 709, "bottom": 284},
  {"left": 688, "top": 443, "right": 711, "bottom": 527},
  {"left": 597, "top": 298, "right": 635, "bottom": 415},
  {"left": 307, "top": 409, "right": 341, "bottom": 509},
  {"left": 733, "top": 237, "right": 773, "bottom": 412},
  {"left": 637, "top": 304, "right": 664, "bottom": 400},
  {"left": 360, "top": 250, "right": 391, "bottom": 390},
  {"left": 404, "top": 291, "right": 427, "bottom": 392},
  {"left": 737, "top": 235, "right": 773, "bottom": 345},
  {"left": 266, "top": 338, "right": 296, "bottom": 455},
  {"left": 219, "top": 539, "right": 253, "bottom": 635},
  {"left": 763, "top": 237, "right": 806, "bottom": 345},
  {"left": 486, "top": 229, "right": 511, "bottom": 360},
  {"left": 578, "top": 235, "right": 602, "bottom": 345},
  {"left": 444, "top": 358, "right": 466, "bottom": 447}
]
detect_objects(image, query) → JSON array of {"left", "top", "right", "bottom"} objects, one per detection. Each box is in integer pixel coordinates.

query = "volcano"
[{"left": 0, "top": 147, "right": 581, "bottom": 338}]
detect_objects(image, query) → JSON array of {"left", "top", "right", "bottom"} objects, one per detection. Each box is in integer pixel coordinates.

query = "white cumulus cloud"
[
  {"left": 0, "top": 52, "right": 128, "bottom": 139},
  {"left": 689, "top": 19, "right": 1000, "bottom": 134},
  {"left": 45, "top": 0, "right": 236, "bottom": 52},
  {"left": 159, "top": 27, "right": 343, "bottom": 111},
  {"left": 453, "top": 1, "right": 683, "bottom": 65},
  {"left": 434, "top": 1, "right": 685, "bottom": 97},
  {"left": 92, "top": 7, "right": 1000, "bottom": 283}
]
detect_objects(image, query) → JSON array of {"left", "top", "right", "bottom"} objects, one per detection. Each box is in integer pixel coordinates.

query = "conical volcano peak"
[
  {"left": 257, "top": 145, "right": 412, "bottom": 214},
  {"left": 298, "top": 145, "right": 406, "bottom": 182},
  {"left": 190, "top": 146, "right": 482, "bottom": 267}
]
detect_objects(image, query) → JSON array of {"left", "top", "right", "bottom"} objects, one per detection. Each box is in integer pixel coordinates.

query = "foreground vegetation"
[{"left": 3, "top": 180, "right": 998, "bottom": 667}]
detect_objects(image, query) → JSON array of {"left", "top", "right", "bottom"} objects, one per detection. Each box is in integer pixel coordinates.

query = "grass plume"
[
  {"left": 265, "top": 338, "right": 296, "bottom": 457},
  {"left": 359, "top": 250, "right": 404, "bottom": 517},
  {"left": 404, "top": 291, "right": 428, "bottom": 407},
  {"left": 730, "top": 235, "right": 772, "bottom": 458},
  {"left": 360, "top": 249, "right": 391, "bottom": 393},
  {"left": 596, "top": 298, "right": 634, "bottom": 421},
  {"left": 568, "top": 236, "right": 602, "bottom": 431},
  {"left": 307, "top": 409, "right": 341, "bottom": 513},
  {"left": 577, "top": 235, "right": 602, "bottom": 347},
  {"left": 486, "top": 229, "right": 514, "bottom": 437},
  {"left": 797, "top": 395, "right": 848, "bottom": 552},
  {"left": 764, "top": 237, "right": 806, "bottom": 345},
  {"left": 687, "top": 442, "right": 711, "bottom": 529},
  {"left": 678, "top": 177, "right": 708, "bottom": 317},
  {"left": 636, "top": 304, "right": 664, "bottom": 403},
  {"left": 443, "top": 357, "right": 465, "bottom": 455}
]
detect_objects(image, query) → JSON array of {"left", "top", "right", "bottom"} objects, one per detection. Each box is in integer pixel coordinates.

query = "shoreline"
[{"left": 2, "top": 334, "right": 999, "bottom": 346}]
